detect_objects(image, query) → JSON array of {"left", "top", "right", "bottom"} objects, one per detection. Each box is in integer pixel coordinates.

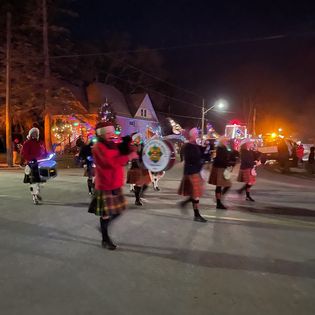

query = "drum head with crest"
[{"left": 142, "top": 139, "right": 175, "bottom": 172}]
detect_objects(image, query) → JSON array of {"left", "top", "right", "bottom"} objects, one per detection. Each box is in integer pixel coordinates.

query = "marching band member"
[
  {"left": 208, "top": 137, "right": 234, "bottom": 210},
  {"left": 90, "top": 121, "right": 138, "bottom": 250},
  {"left": 126, "top": 133, "right": 151, "bottom": 206},
  {"left": 21, "top": 127, "right": 47, "bottom": 204},
  {"left": 178, "top": 128, "right": 207, "bottom": 223},
  {"left": 237, "top": 140, "right": 261, "bottom": 201},
  {"left": 79, "top": 139, "right": 95, "bottom": 195},
  {"left": 149, "top": 171, "right": 165, "bottom": 191},
  {"left": 145, "top": 129, "right": 165, "bottom": 191}
]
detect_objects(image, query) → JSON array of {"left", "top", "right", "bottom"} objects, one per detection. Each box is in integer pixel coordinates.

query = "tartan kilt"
[
  {"left": 178, "top": 173, "right": 204, "bottom": 199},
  {"left": 237, "top": 169, "right": 256, "bottom": 185},
  {"left": 208, "top": 167, "right": 232, "bottom": 187},
  {"left": 126, "top": 168, "right": 151, "bottom": 186},
  {"left": 89, "top": 189, "right": 126, "bottom": 217}
]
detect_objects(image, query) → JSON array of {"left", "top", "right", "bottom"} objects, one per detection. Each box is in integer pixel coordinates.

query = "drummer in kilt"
[
  {"left": 90, "top": 121, "right": 138, "bottom": 250},
  {"left": 126, "top": 133, "right": 151, "bottom": 206},
  {"left": 237, "top": 140, "right": 261, "bottom": 201},
  {"left": 21, "top": 127, "right": 46, "bottom": 203},
  {"left": 209, "top": 137, "right": 235, "bottom": 210},
  {"left": 178, "top": 128, "right": 207, "bottom": 223}
]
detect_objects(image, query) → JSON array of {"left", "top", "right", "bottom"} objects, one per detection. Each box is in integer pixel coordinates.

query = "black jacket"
[
  {"left": 183, "top": 143, "right": 203, "bottom": 175},
  {"left": 79, "top": 142, "right": 93, "bottom": 161},
  {"left": 213, "top": 145, "right": 232, "bottom": 168},
  {"left": 240, "top": 149, "right": 257, "bottom": 170}
]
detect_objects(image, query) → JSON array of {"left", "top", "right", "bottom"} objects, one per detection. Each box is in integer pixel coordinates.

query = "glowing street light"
[
  {"left": 201, "top": 98, "right": 228, "bottom": 138},
  {"left": 214, "top": 99, "right": 228, "bottom": 110}
]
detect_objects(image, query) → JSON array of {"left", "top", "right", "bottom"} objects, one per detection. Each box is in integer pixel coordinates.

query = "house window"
[{"left": 140, "top": 109, "right": 147, "bottom": 117}]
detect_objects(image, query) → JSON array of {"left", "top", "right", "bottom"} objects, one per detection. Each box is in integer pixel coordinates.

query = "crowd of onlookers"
[{"left": 290, "top": 142, "right": 315, "bottom": 174}]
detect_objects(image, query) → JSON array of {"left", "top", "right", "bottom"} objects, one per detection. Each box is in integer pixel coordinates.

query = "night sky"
[{"left": 70, "top": 0, "right": 315, "bottom": 138}]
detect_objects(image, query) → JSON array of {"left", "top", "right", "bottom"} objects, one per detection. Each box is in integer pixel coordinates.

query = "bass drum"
[{"left": 142, "top": 138, "right": 176, "bottom": 172}]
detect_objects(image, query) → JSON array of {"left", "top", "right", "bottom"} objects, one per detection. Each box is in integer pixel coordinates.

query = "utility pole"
[
  {"left": 247, "top": 99, "right": 253, "bottom": 133},
  {"left": 252, "top": 107, "right": 256, "bottom": 136},
  {"left": 43, "top": 0, "right": 52, "bottom": 151},
  {"left": 201, "top": 98, "right": 205, "bottom": 139},
  {"left": 5, "top": 12, "right": 12, "bottom": 167}
]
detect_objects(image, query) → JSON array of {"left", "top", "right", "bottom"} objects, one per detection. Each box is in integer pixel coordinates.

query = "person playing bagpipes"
[
  {"left": 237, "top": 139, "right": 261, "bottom": 201},
  {"left": 126, "top": 133, "right": 151, "bottom": 206},
  {"left": 208, "top": 136, "right": 235, "bottom": 210},
  {"left": 89, "top": 121, "right": 138, "bottom": 250},
  {"left": 178, "top": 128, "right": 207, "bottom": 222}
]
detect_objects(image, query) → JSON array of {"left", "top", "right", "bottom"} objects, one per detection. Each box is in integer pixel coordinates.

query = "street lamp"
[{"left": 201, "top": 98, "right": 228, "bottom": 138}]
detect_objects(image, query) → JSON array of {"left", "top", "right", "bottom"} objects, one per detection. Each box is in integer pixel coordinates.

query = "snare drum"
[
  {"left": 38, "top": 160, "right": 57, "bottom": 181},
  {"left": 142, "top": 139, "right": 175, "bottom": 172}
]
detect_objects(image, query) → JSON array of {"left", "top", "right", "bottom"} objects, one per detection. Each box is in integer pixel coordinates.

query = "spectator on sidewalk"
[
  {"left": 13, "top": 138, "right": 22, "bottom": 166},
  {"left": 296, "top": 142, "right": 304, "bottom": 167},
  {"left": 278, "top": 139, "right": 290, "bottom": 173},
  {"left": 307, "top": 146, "right": 315, "bottom": 174}
]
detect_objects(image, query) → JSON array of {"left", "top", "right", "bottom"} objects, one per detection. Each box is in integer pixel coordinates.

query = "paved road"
[{"left": 0, "top": 164, "right": 314, "bottom": 315}]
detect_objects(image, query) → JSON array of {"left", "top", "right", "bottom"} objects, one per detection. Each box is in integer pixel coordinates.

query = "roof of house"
[
  {"left": 127, "top": 93, "right": 147, "bottom": 116},
  {"left": 87, "top": 82, "right": 132, "bottom": 118}
]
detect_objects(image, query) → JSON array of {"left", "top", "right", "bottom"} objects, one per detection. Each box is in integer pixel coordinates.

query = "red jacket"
[
  {"left": 21, "top": 139, "right": 46, "bottom": 162},
  {"left": 296, "top": 145, "right": 304, "bottom": 159},
  {"left": 93, "top": 141, "right": 129, "bottom": 191}
]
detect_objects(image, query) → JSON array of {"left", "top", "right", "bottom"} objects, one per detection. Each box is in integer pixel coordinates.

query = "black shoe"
[
  {"left": 246, "top": 196, "right": 255, "bottom": 202},
  {"left": 194, "top": 215, "right": 207, "bottom": 223},
  {"left": 135, "top": 199, "right": 143, "bottom": 206},
  {"left": 102, "top": 240, "right": 117, "bottom": 250},
  {"left": 216, "top": 202, "right": 227, "bottom": 210},
  {"left": 154, "top": 186, "right": 160, "bottom": 191}
]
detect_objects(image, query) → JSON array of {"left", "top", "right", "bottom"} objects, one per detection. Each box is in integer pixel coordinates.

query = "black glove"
[{"left": 118, "top": 135, "right": 132, "bottom": 155}]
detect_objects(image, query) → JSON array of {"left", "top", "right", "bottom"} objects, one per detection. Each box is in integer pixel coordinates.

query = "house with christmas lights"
[
  {"left": 51, "top": 82, "right": 160, "bottom": 151},
  {"left": 86, "top": 82, "right": 160, "bottom": 137}
]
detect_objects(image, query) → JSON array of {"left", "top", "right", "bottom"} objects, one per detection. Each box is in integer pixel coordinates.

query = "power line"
[
  {"left": 104, "top": 71, "right": 202, "bottom": 109},
  {"left": 104, "top": 71, "right": 229, "bottom": 123},
  {"left": 47, "top": 31, "right": 315, "bottom": 104},
  {"left": 49, "top": 31, "right": 315, "bottom": 61},
  {"left": 156, "top": 111, "right": 211, "bottom": 121},
  {"left": 105, "top": 54, "right": 202, "bottom": 99},
  {"left": 96, "top": 70, "right": 232, "bottom": 124}
]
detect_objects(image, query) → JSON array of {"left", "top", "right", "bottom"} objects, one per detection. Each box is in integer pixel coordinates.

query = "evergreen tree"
[
  {"left": 99, "top": 101, "right": 117, "bottom": 125},
  {"left": 0, "top": 0, "right": 79, "bottom": 136}
]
